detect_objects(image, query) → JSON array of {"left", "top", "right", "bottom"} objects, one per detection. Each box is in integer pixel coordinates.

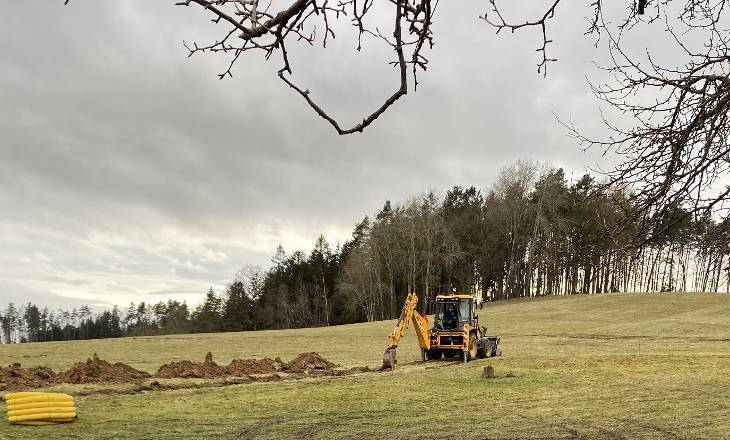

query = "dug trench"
[
  {"left": 0, "top": 352, "right": 387, "bottom": 397},
  {"left": 0, "top": 351, "right": 473, "bottom": 397}
]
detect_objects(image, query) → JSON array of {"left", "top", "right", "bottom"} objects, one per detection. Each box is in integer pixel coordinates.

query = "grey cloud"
[{"left": 1, "top": 1, "right": 630, "bottom": 309}]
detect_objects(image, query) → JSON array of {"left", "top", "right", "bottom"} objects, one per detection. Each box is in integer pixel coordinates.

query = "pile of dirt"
[
  {"left": 62, "top": 353, "right": 151, "bottom": 384},
  {"left": 283, "top": 352, "right": 337, "bottom": 373},
  {"left": 28, "top": 366, "right": 59, "bottom": 381},
  {"left": 226, "top": 357, "right": 285, "bottom": 375},
  {"left": 155, "top": 360, "right": 204, "bottom": 379},
  {"left": 156, "top": 352, "right": 226, "bottom": 379},
  {"left": 0, "top": 363, "right": 58, "bottom": 391},
  {"left": 156, "top": 352, "right": 339, "bottom": 378},
  {"left": 2, "top": 352, "right": 356, "bottom": 393}
]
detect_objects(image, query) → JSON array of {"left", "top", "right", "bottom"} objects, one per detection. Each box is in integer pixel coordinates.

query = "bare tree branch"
[
  {"left": 482, "top": 0, "right": 561, "bottom": 76},
  {"left": 158, "top": 0, "right": 435, "bottom": 135},
  {"left": 487, "top": 0, "right": 730, "bottom": 244}
]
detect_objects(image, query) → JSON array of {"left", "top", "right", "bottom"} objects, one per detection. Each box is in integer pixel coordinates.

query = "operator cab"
[{"left": 433, "top": 295, "right": 477, "bottom": 331}]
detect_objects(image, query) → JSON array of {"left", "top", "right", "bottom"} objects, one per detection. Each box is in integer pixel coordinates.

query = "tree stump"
[{"left": 482, "top": 365, "right": 495, "bottom": 379}]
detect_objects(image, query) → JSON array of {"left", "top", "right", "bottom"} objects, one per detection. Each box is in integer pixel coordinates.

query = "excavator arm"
[{"left": 382, "top": 292, "right": 431, "bottom": 369}]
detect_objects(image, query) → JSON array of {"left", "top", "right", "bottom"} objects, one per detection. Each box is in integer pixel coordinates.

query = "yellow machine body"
[{"left": 383, "top": 293, "right": 501, "bottom": 368}]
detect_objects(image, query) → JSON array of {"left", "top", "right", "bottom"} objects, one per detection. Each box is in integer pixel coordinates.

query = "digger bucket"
[{"left": 382, "top": 348, "right": 397, "bottom": 369}]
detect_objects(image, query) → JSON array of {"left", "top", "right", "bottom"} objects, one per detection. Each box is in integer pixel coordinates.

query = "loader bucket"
[{"left": 382, "top": 348, "right": 397, "bottom": 369}]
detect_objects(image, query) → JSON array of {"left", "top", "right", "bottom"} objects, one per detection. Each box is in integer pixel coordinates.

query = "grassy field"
[{"left": 0, "top": 292, "right": 728, "bottom": 439}]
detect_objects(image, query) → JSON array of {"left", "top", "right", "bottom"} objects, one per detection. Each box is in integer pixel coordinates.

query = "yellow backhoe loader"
[{"left": 382, "top": 292, "right": 500, "bottom": 368}]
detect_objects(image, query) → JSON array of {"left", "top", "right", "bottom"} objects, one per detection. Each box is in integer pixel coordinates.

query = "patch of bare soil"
[
  {"left": 155, "top": 360, "right": 204, "bottom": 378},
  {"left": 62, "top": 353, "right": 151, "bottom": 384},
  {"left": 226, "top": 357, "right": 286, "bottom": 375},
  {"left": 28, "top": 366, "right": 59, "bottom": 381},
  {"left": 283, "top": 352, "right": 338, "bottom": 373},
  {"left": 75, "top": 374, "right": 290, "bottom": 397},
  {"left": 2, "top": 351, "right": 373, "bottom": 395},
  {"left": 157, "top": 352, "right": 340, "bottom": 378},
  {"left": 75, "top": 363, "right": 381, "bottom": 397},
  {"left": 0, "top": 363, "right": 59, "bottom": 391},
  {"left": 156, "top": 352, "right": 226, "bottom": 379}
]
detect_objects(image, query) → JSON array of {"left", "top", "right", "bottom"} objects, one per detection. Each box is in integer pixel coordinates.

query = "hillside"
[{"left": 1, "top": 292, "right": 728, "bottom": 439}]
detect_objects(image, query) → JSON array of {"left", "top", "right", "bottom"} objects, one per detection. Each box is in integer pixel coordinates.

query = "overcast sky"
[{"left": 1, "top": 1, "right": 641, "bottom": 310}]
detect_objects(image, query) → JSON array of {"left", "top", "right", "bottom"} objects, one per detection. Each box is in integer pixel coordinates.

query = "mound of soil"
[
  {"left": 226, "top": 357, "right": 285, "bottom": 375},
  {"left": 156, "top": 352, "right": 226, "bottom": 379},
  {"left": 1, "top": 351, "right": 359, "bottom": 394},
  {"left": 283, "top": 352, "right": 337, "bottom": 373},
  {"left": 0, "top": 363, "right": 57, "bottom": 391},
  {"left": 28, "top": 366, "right": 59, "bottom": 381},
  {"left": 62, "top": 354, "right": 150, "bottom": 384},
  {"left": 155, "top": 352, "right": 339, "bottom": 378},
  {"left": 156, "top": 360, "right": 202, "bottom": 378}
]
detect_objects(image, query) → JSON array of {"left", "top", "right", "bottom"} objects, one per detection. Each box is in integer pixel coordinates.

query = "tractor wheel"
[{"left": 468, "top": 334, "right": 478, "bottom": 361}]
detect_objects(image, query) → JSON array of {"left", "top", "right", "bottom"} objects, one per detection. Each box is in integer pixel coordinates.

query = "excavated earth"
[
  {"left": 0, "top": 363, "right": 60, "bottom": 391},
  {"left": 156, "top": 352, "right": 227, "bottom": 379},
  {"left": 1, "top": 352, "right": 374, "bottom": 393},
  {"left": 62, "top": 353, "right": 151, "bottom": 384},
  {"left": 156, "top": 352, "right": 340, "bottom": 378},
  {"left": 226, "top": 356, "right": 285, "bottom": 375},
  {"left": 284, "top": 352, "right": 338, "bottom": 372}
]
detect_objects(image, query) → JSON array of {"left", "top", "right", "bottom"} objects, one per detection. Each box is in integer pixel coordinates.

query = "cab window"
[{"left": 459, "top": 300, "right": 471, "bottom": 322}]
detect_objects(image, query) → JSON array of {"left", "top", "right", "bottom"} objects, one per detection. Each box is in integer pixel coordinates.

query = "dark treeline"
[{"left": 2, "top": 161, "right": 728, "bottom": 343}]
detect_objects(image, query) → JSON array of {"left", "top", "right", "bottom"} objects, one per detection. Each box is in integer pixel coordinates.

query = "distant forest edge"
[{"left": 2, "top": 161, "right": 729, "bottom": 344}]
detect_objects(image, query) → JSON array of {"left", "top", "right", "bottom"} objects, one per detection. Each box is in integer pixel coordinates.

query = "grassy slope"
[{"left": 0, "top": 292, "right": 728, "bottom": 439}]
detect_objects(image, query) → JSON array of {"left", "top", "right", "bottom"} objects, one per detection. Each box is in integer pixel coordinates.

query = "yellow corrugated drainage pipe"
[{"left": 3, "top": 392, "right": 77, "bottom": 426}]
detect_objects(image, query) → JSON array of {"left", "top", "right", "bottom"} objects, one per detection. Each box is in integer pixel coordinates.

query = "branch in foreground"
[{"left": 173, "top": 0, "right": 433, "bottom": 134}]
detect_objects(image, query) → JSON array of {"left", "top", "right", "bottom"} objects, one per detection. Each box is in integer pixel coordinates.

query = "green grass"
[{"left": 1, "top": 292, "right": 728, "bottom": 439}]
